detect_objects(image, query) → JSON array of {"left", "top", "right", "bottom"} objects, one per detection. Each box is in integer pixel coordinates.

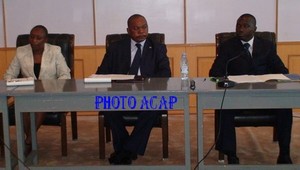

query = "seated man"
[
  {"left": 96, "top": 14, "right": 171, "bottom": 165},
  {"left": 209, "top": 13, "right": 293, "bottom": 164}
]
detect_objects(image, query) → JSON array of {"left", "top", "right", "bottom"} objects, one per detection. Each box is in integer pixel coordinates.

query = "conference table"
[
  {"left": 194, "top": 77, "right": 300, "bottom": 170},
  {"left": 0, "top": 81, "right": 17, "bottom": 170},
  {"left": 11, "top": 78, "right": 191, "bottom": 170}
]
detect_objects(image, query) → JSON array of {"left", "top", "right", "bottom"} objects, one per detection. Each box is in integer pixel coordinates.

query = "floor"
[{"left": 2, "top": 112, "right": 300, "bottom": 169}]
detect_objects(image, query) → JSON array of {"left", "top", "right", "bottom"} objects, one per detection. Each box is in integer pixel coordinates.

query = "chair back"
[
  {"left": 16, "top": 34, "right": 75, "bottom": 78},
  {"left": 215, "top": 31, "right": 276, "bottom": 57},
  {"left": 105, "top": 33, "right": 165, "bottom": 50}
]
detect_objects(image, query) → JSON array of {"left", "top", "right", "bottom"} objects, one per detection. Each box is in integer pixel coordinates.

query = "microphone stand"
[
  {"left": 217, "top": 50, "right": 246, "bottom": 88},
  {"left": 217, "top": 76, "right": 236, "bottom": 88}
]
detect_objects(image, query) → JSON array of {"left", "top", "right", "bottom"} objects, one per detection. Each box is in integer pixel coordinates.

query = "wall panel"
[
  {"left": 186, "top": 0, "right": 276, "bottom": 44},
  {"left": 0, "top": 1, "right": 4, "bottom": 47},
  {"left": 278, "top": 42, "right": 300, "bottom": 74},
  {"left": 197, "top": 57, "right": 215, "bottom": 77},
  {"left": 0, "top": 50, "right": 6, "bottom": 75},
  {"left": 2, "top": 0, "right": 300, "bottom": 46},
  {"left": 5, "top": 0, "right": 94, "bottom": 47},
  {"left": 278, "top": 0, "right": 300, "bottom": 42},
  {"left": 95, "top": 0, "right": 184, "bottom": 45},
  {"left": 74, "top": 46, "right": 103, "bottom": 78},
  {"left": 288, "top": 55, "right": 300, "bottom": 74}
]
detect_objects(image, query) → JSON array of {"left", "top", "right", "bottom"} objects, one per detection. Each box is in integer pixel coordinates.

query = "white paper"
[
  {"left": 84, "top": 77, "right": 111, "bottom": 83},
  {"left": 84, "top": 83, "right": 112, "bottom": 88},
  {"left": 84, "top": 74, "right": 135, "bottom": 83},
  {"left": 228, "top": 74, "right": 290, "bottom": 83},
  {"left": 6, "top": 77, "right": 34, "bottom": 86}
]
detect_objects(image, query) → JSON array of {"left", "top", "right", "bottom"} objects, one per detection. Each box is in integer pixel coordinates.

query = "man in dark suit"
[
  {"left": 209, "top": 13, "right": 292, "bottom": 164},
  {"left": 96, "top": 14, "right": 171, "bottom": 165}
]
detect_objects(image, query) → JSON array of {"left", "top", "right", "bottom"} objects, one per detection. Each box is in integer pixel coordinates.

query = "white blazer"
[{"left": 4, "top": 43, "right": 71, "bottom": 80}]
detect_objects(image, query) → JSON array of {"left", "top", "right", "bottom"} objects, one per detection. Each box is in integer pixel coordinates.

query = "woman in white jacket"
[{"left": 4, "top": 25, "right": 70, "bottom": 155}]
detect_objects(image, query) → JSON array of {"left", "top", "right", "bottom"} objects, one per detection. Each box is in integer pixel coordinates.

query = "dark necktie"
[
  {"left": 128, "top": 43, "right": 141, "bottom": 75},
  {"left": 243, "top": 42, "right": 255, "bottom": 74},
  {"left": 243, "top": 43, "right": 251, "bottom": 57}
]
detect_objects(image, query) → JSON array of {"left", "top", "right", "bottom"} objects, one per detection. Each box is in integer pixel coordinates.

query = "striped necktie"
[
  {"left": 243, "top": 43, "right": 251, "bottom": 57},
  {"left": 128, "top": 43, "right": 141, "bottom": 75}
]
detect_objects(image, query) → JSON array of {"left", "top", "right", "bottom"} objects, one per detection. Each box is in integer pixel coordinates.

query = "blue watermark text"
[{"left": 95, "top": 95, "right": 178, "bottom": 110}]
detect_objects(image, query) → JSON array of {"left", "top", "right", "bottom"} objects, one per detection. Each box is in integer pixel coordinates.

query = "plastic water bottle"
[
  {"left": 180, "top": 52, "right": 189, "bottom": 80},
  {"left": 181, "top": 78, "right": 189, "bottom": 90}
]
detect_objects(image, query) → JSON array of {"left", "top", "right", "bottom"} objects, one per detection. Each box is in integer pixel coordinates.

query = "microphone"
[
  {"left": 190, "top": 79, "right": 195, "bottom": 90},
  {"left": 217, "top": 48, "right": 248, "bottom": 88}
]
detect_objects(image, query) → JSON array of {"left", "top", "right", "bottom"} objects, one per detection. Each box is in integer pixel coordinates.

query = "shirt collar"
[
  {"left": 131, "top": 39, "right": 146, "bottom": 50},
  {"left": 241, "top": 37, "right": 254, "bottom": 47}
]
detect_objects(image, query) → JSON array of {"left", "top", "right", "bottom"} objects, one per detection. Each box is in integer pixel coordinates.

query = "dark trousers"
[
  {"left": 103, "top": 111, "right": 159, "bottom": 155},
  {"left": 216, "top": 109, "right": 293, "bottom": 156}
]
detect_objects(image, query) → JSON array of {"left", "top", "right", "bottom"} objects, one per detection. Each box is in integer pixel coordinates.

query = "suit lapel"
[
  {"left": 142, "top": 39, "right": 152, "bottom": 58},
  {"left": 252, "top": 37, "right": 263, "bottom": 58},
  {"left": 119, "top": 38, "right": 131, "bottom": 73},
  {"left": 24, "top": 45, "right": 37, "bottom": 79},
  {"left": 125, "top": 39, "right": 131, "bottom": 68},
  {"left": 140, "top": 39, "right": 153, "bottom": 75},
  {"left": 39, "top": 43, "right": 49, "bottom": 79}
]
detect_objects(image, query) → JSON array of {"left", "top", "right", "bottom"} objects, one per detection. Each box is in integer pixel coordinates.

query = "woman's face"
[{"left": 29, "top": 27, "right": 47, "bottom": 51}]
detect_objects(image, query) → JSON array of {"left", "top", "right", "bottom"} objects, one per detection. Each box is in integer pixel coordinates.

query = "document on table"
[
  {"left": 228, "top": 74, "right": 290, "bottom": 83},
  {"left": 6, "top": 77, "right": 34, "bottom": 86},
  {"left": 84, "top": 74, "right": 135, "bottom": 83}
]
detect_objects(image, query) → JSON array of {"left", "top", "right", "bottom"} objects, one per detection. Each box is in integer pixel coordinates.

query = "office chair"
[
  {"left": 215, "top": 31, "right": 278, "bottom": 161},
  {"left": 98, "top": 33, "right": 169, "bottom": 159},
  {"left": 0, "top": 34, "right": 77, "bottom": 157}
]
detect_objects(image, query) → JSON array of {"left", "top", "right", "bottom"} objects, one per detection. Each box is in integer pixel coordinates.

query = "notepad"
[
  {"left": 84, "top": 82, "right": 112, "bottom": 88},
  {"left": 6, "top": 77, "right": 34, "bottom": 86},
  {"left": 84, "top": 77, "right": 111, "bottom": 83},
  {"left": 84, "top": 74, "right": 135, "bottom": 83},
  {"left": 228, "top": 74, "right": 290, "bottom": 83}
]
